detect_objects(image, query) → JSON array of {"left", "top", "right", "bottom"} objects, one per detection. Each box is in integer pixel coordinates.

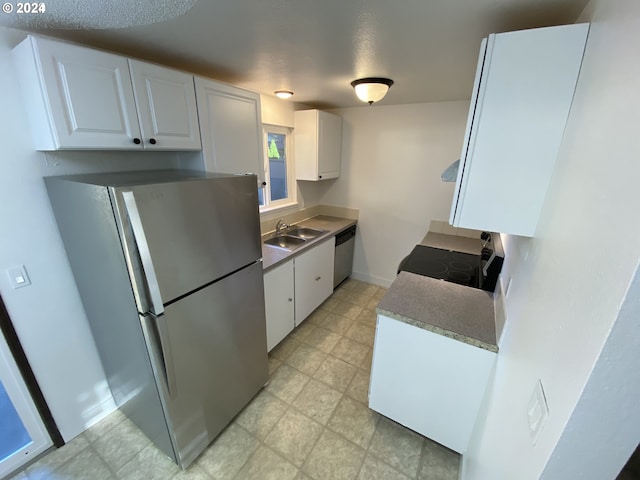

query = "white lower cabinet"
[
  {"left": 264, "top": 238, "right": 335, "bottom": 351},
  {"left": 294, "top": 238, "right": 335, "bottom": 325},
  {"left": 264, "top": 260, "right": 294, "bottom": 352},
  {"left": 369, "top": 314, "right": 496, "bottom": 454}
]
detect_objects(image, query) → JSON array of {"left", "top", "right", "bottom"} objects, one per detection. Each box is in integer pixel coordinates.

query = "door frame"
[{"left": 0, "top": 295, "right": 62, "bottom": 476}]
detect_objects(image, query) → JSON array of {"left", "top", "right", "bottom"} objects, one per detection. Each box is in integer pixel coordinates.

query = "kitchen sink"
[
  {"left": 264, "top": 235, "right": 306, "bottom": 251},
  {"left": 285, "top": 227, "right": 325, "bottom": 239}
]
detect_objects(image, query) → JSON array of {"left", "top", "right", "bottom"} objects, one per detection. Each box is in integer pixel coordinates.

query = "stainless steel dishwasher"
[{"left": 334, "top": 225, "right": 356, "bottom": 288}]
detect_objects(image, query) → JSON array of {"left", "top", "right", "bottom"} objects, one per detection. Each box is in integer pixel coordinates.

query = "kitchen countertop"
[
  {"left": 420, "top": 231, "right": 482, "bottom": 255},
  {"left": 376, "top": 271, "right": 497, "bottom": 352},
  {"left": 262, "top": 215, "right": 357, "bottom": 272}
]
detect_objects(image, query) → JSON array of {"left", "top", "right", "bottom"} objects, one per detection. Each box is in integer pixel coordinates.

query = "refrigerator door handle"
[
  {"left": 122, "top": 191, "right": 165, "bottom": 316},
  {"left": 140, "top": 313, "right": 177, "bottom": 398}
]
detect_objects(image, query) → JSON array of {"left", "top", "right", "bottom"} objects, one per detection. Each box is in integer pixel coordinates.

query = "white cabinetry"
[
  {"left": 369, "top": 314, "right": 496, "bottom": 454},
  {"left": 264, "top": 260, "right": 294, "bottom": 351},
  {"left": 128, "top": 60, "right": 201, "bottom": 150},
  {"left": 449, "top": 24, "right": 589, "bottom": 236},
  {"left": 195, "top": 78, "right": 264, "bottom": 186},
  {"left": 294, "top": 110, "right": 342, "bottom": 181},
  {"left": 263, "top": 237, "right": 335, "bottom": 351},
  {"left": 12, "top": 35, "right": 201, "bottom": 151},
  {"left": 294, "top": 238, "right": 335, "bottom": 324}
]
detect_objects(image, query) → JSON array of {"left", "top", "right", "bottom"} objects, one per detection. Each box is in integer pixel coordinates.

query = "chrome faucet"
[{"left": 275, "top": 218, "right": 290, "bottom": 234}]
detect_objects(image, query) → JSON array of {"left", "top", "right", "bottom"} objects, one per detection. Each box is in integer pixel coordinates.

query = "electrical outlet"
[{"left": 527, "top": 379, "right": 549, "bottom": 445}]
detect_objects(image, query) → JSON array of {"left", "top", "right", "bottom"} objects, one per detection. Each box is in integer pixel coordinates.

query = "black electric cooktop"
[{"left": 398, "top": 245, "right": 481, "bottom": 288}]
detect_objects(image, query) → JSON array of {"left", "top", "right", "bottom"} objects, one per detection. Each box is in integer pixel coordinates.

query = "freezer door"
[
  {"left": 144, "top": 261, "right": 267, "bottom": 468},
  {"left": 113, "top": 175, "right": 261, "bottom": 310}
]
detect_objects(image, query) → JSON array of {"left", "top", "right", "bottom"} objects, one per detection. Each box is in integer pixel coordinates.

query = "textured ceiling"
[
  {"left": 3, "top": 0, "right": 589, "bottom": 108},
  {"left": 0, "top": 0, "right": 198, "bottom": 29}
]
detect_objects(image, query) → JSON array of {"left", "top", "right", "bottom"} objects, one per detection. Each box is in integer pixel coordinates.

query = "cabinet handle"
[
  {"left": 318, "top": 175, "right": 323, "bottom": 179},
  {"left": 288, "top": 298, "right": 293, "bottom": 302},
  {"left": 133, "top": 138, "right": 141, "bottom": 145},
  {"left": 315, "top": 276, "right": 321, "bottom": 281},
  {"left": 262, "top": 181, "right": 267, "bottom": 186},
  {"left": 149, "top": 138, "right": 157, "bottom": 145}
]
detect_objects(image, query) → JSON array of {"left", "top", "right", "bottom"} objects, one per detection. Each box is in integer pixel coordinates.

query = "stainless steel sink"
[
  {"left": 286, "top": 227, "right": 325, "bottom": 239},
  {"left": 264, "top": 235, "right": 306, "bottom": 251}
]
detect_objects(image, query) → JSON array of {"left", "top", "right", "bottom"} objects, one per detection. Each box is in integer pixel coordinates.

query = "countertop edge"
[
  {"left": 376, "top": 307, "right": 499, "bottom": 353},
  {"left": 375, "top": 271, "right": 498, "bottom": 353}
]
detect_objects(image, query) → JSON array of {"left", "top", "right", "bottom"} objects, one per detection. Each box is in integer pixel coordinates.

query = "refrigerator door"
[
  {"left": 143, "top": 261, "right": 268, "bottom": 468},
  {"left": 113, "top": 175, "right": 261, "bottom": 312}
]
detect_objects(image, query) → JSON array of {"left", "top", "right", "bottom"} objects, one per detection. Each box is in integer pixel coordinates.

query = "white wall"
[
  {"left": 260, "top": 93, "right": 295, "bottom": 127},
  {"left": 311, "top": 102, "right": 469, "bottom": 286},
  {"left": 463, "top": 1, "right": 640, "bottom": 478},
  {"left": 540, "top": 263, "right": 640, "bottom": 478},
  {"left": 0, "top": 27, "right": 201, "bottom": 441}
]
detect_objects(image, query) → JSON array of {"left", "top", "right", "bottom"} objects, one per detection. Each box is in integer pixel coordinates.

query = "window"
[{"left": 259, "top": 125, "right": 296, "bottom": 210}]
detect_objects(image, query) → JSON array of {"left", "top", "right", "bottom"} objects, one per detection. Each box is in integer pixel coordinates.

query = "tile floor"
[{"left": 9, "top": 279, "right": 460, "bottom": 480}]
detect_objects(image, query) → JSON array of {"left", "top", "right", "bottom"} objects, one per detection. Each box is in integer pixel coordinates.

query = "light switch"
[
  {"left": 7, "top": 265, "right": 31, "bottom": 289},
  {"left": 527, "top": 379, "right": 549, "bottom": 445}
]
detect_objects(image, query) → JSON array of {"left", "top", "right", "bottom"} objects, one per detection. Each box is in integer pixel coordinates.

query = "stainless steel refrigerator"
[{"left": 45, "top": 170, "right": 268, "bottom": 468}]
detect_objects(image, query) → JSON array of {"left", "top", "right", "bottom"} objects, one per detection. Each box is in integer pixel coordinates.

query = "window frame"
[{"left": 259, "top": 124, "right": 297, "bottom": 213}]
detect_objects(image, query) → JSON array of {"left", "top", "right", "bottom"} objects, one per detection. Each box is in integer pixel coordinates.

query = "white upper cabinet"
[
  {"left": 128, "top": 60, "right": 201, "bottom": 150},
  {"left": 449, "top": 24, "right": 589, "bottom": 237},
  {"left": 195, "top": 78, "right": 265, "bottom": 186},
  {"left": 12, "top": 35, "right": 201, "bottom": 151},
  {"left": 295, "top": 110, "right": 342, "bottom": 181},
  {"left": 13, "top": 36, "right": 140, "bottom": 150}
]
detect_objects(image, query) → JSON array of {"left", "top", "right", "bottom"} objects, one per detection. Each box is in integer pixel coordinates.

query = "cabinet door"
[
  {"left": 195, "top": 78, "right": 264, "bottom": 186},
  {"left": 293, "top": 110, "right": 319, "bottom": 180},
  {"left": 449, "top": 24, "right": 589, "bottom": 236},
  {"left": 317, "top": 111, "right": 342, "bottom": 179},
  {"left": 264, "top": 260, "right": 295, "bottom": 352},
  {"left": 294, "top": 109, "right": 342, "bottom": 181},
  {"left": 20, "top": 36, "right": 142, "bottom": 150},
  {"left": 369, "top": 315, "right": 496, "bottom": 453},
  {"left": 294, "top": 238, "right": 335, "bottom": 325},
  {"left": 129, "top": 60, "right": 201, "bottom": 151}
]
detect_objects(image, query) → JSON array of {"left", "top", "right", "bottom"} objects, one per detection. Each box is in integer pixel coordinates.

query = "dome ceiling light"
[
  {"left": 274, "top": 90, "right": 294, "bottom": 99},
  {"left": 350, "top": 77, "right": 394, "bottom": 105}
]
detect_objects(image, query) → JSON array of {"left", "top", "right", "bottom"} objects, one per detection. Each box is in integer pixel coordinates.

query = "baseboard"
[
  {"left": 351, "top": 270, "right": 394, "bottom": 288},
  {"left": 77, "top": 394, "right": 117, "bottom": 438}
]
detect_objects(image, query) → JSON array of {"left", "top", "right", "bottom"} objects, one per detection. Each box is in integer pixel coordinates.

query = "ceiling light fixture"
[
  {"left": 350, "top": 77, "right": 394, "bottom": 105},
  {"left": 274, "top": 90, "right": 294, "bottom": 99}
]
